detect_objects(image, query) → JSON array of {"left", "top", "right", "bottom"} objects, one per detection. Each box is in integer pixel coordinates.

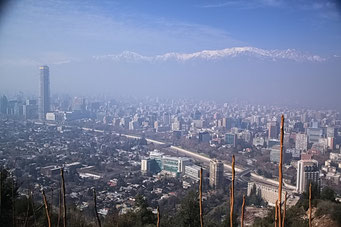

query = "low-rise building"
[{"left": 185, "top": 164, "right": 202, "bottom": 181}]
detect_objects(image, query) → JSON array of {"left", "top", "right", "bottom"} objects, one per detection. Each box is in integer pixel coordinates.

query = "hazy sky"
[{"left": 0, "top": 0, "right": 340, "bottom": 109}]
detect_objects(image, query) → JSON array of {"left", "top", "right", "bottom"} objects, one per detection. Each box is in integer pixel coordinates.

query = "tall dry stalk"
[
  {"left": 230, "top": 155, "right": 235, "bottom": 227},
  {"left": 24, "top": 190, "right": 33, "bottom": 227},
  {"left": 278, "top": 115, "right": 284, "bottom": 227},
  {"left": 275, "top": 200, "right": 278, "bottom": 227},
  {"left": 12, "top": 176, "right": 15, "bottom": 227},
  {"left": 93, "top": 189, "right": 101, "bottom": 227},
  {"left": 57, "top": 188, "right": 62, "bottom": 227},
  {"left": 241, "top": 195, "right": 246, "bottom": 227},
  {"left": 199, "top": 168, "right": 203, "bottom": 227},
  {"left": 50, "top": 188, "right": 53, "bottom": 217},
  {"left": 282, "top": 192, "right": 287, "bottom": 227},
  {"left": 30, "top": 190, "right": 37, "bottom": 227},
  {"left": 24, "top": 196, "right": 29, "bottom": 227},
  {"left": 0, "top": 171, "right": 2, "bottom": 218},
  {"left": 61, "top": 168, "right": 66, "bottom": 227},
  {"left": 42, "top": 190, "right": 51, "bottom": 227},
  {"left": 157, "top": 206, "right": 160, "bottom": 227},
  {"left": 309, "top": 183, "right": 312, "bottom": 227}
]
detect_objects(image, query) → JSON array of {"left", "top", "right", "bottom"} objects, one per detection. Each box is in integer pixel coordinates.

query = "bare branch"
[
  {"left": 241, "top": 195, "right": 245, "bottom": 227},
  {"left": 230, "top": 155, "right": 235, "bottom": 227},
  {"left": 42, "top": 190, "right": 51, "bottom": 227},
  {"left": 278, "top": 115, "right": 284, "bottom": 227},
  {"left": 93, "top": 189, "right": 101, "bottom": 227},
  {"left": 199, "top": 168, "right": 203, "bottom": 227}
]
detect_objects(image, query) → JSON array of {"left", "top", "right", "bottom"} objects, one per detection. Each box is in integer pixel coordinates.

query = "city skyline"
[
  {"left": 1, "top": 1, "right": 341, "bottom": 226},
  {"left": 1, "top": 66, "right": 341, "bottom": 225}
]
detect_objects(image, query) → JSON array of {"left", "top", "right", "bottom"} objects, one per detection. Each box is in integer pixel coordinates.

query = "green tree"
[
  {"left": 320, "top": 186, "right": 335, "bottom": 202},
  {"left": 0, "top": 168, "right": 18, "bottom": 227},
  {"left": 177, "top": 190, "right": 200, "bottom": 227},
  {"left": 135, "top": 194, "right": 156, "bottom": 227}
]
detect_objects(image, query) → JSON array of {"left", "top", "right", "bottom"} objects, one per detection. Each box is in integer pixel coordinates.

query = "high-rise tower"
[
  {"left": 209, "top": 159, "right": 224, "bottom": 189},
  {"left": 296, "top": 159, "right": 319, "bottom": 194},
  {"left": 39, "top": 65, "right": 50, "bottom": 120}
]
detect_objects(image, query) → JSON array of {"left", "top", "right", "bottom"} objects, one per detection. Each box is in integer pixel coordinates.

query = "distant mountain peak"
[{"left": 93, "top": 47, "right": 326, "bottom": 63}]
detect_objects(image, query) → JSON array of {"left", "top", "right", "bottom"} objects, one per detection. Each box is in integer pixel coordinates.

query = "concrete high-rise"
[
  {"left": 268, "top": 121, "right": 279, "bottom": 139},
  {"left": 209, "top": 159, "right": 224, "bottom": 189},
  {"left": 39, "top": 66, "right": 50, "bottom": 120},
  {"left": 295, "top": 133, "right": 308, "bottom": 152},
  {"left": 296, "top": 159, "right": 319, "bottom": 194}
]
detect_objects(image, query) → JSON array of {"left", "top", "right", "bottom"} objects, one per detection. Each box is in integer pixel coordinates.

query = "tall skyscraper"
[
  {"left": 296, "top": 159, "right": 319, "bottom": 194},
  {"left": 209, "top": 159, "right": 224, "bottom": 189},
  {"left": 39, "top": 66, "right": 50, "bottom": 120}
]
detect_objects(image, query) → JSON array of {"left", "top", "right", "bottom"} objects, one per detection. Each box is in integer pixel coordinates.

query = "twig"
[
  {"left": 241, "top": 195, "right": 245, "bottom": 227},
  {"left": 309, "top": 183, "right": 312, "bottom": 227},
  {"left": 35, "top": 204, "right": 44, "bottom": 212},
  {"left": 61, "top": 168, "right": 67, "bottom": 227},
  {"left": 0, "top": 170, "right": 2, "bottom": 218},
  {"left": 42, "top": 190, "right": 51, "bottom": 227},
  {"left": 30, "top": 190, "right": 37, "bottom": 227},
  {"left": 157, "top": 206, "right": 160, "bottom": 227},
  {"left": 199, "top": 168, "right": 203, "bottom": 227},
  {"left": 12, "top": 176, "right": 15, "bottom": 227},
  {"left": 24, "top": 193, "right": 30, "bottom": 227},
  {"left": 282, "top": 192, "right": 287, "bottom": 227},
  {"left": 93, "top": 189, "right": 101, "bottom": 227},
  {"left": 275, "top": 200, "right": 278, "bottom": 227},
  {"left": 230, "top": 155, "right": 235, "bottom": 227},
  {"left": 57, "top": 188, "right": 62, "bottom": 227},
  {"left": 278, "top": 115, "right": 284, "bottom": 227}
]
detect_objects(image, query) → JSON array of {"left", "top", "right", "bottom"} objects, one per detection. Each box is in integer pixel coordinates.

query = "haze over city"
[
  {"left": 0, "top": 0, "right": 341, "bottom": 109},
  {"left": 1, "top": 1, "right": 341, "bottom": 227}
]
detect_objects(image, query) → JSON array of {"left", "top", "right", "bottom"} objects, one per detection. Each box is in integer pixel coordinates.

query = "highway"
[
  {"left": 113, "top": 130, "right": 296, "bottom": 192},
  {"left": 34, "top": 122, "right": 296, "bottom": 192}
]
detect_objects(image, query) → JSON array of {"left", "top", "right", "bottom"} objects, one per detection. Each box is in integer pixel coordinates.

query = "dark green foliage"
[
  {"left": 0, "top": 168, "right": 18, "bottom": 227},
  {"left": 283, "top": 205, "right": 308, "bottom": 227},
  {"left": 14, "top": 195, "right": 38, "bottom": 226},
  {"left": 116, "top": 211, "right": 139, "bottom": 227},
  {"left": 110, "top": 194, "right": 157, "bottom": 227},
  {"left": 296, "top": 181, "right": 320, "bottom": 210},
  {"left": 320, "top": 186, "right": 335, "bottom": 202},
  {"left": 3, "top": 164, "right": 341, "bottom": 227},
  {"left": 177, "top": 190, "right": 200, "bottom": 227},
  {"left": 316, "top": 200, "right": 341, "bottom": 225},
  {"left": 255, "top": 185, "right": 341, "bottom": 226},
  {"left": 253, "top": 207, "right": 275, "bottom": 227},
  {"left": 253, "top": 206, "right": 308, "bottom": 227},
  {"left": 221, "top": 212, "right": 238, "bottom": 227},
  {"left": 67, "top": 205, "right": 94, "bottom": 227},
  {"left": 135, "top": 194, "right": 156, "bottom": 226}
]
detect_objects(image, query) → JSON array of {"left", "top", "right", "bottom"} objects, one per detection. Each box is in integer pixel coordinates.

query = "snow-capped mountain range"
[{"left": 93, "top": 46, "right": 325, "bottom": 63}]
